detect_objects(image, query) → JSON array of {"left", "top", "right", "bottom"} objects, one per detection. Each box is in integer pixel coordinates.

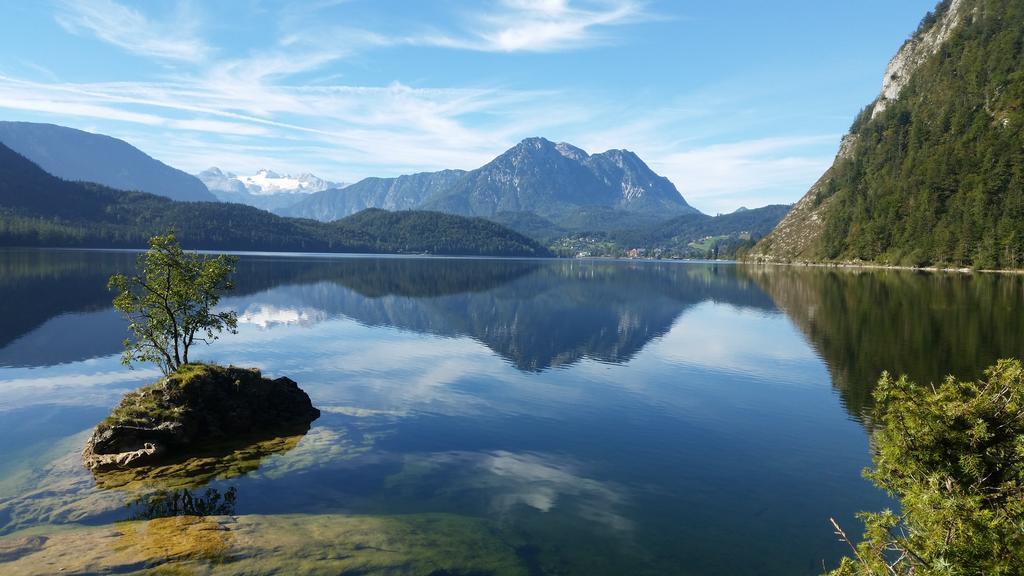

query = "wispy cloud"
[
  {"left": 1, "top": 0, "right": 835, "bottom": 212},
  {"left": 418, "top": 0, "right": 650, "bottom": 52},
  {"left": 653, "top": 135, "right": 837, "bottom": 213},
  {"left": 0, "top": 69, "right": 832, "bottom": 211},
  {"left": 0, "top": 71, "right": 579, "bottom": 176},
  {"left": 54, "top": 0, "right": 209, "bottom": 62}
]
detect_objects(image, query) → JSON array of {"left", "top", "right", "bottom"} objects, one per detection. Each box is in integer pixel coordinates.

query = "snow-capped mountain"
[{"left": 198, "top": 167, "right": 345, "bottom": 196}]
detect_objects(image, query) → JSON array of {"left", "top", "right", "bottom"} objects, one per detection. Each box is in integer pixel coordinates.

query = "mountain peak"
[
  {"left": 517, "top": 136, "right": 554, "bottom": 147},
  {"left": 199, "top": 166, "right": 233, "bottom": 178},
  {"left": 282, "top": 137, "right": 699, "bottom": 222},
  {"left": 554, "top": 142, "right": 588, "bottom": 161},
  {"left": 422, "top": 137, "right": 698, "bottom": 218},
  {"left": 200, "top": 167, "right": 346, "bottom": 199}
]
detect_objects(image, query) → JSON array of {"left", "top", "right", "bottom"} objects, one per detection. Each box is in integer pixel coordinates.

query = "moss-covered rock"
[{"left": 83, "top": 364, "right": 319, "bottom": 471}]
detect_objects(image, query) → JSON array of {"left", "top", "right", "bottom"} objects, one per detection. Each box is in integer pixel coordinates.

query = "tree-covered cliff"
[{"left": 752, "top": 0, "right": 1024, "bottom": 268}]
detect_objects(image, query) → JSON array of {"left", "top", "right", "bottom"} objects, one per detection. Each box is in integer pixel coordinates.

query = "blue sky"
[{"left": 0, "top": 0, "right": 938, "bottom": 213}]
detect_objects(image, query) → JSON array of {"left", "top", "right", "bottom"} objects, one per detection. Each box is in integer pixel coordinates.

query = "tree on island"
[
  {"left": 108, "top": 231, "right": 238, "bottom": 374},
  {"left": 827, "top": 360, "right": 1024, "bottom": 575}
]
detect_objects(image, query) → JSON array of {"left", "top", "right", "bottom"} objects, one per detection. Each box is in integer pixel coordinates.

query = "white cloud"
[
  {"left": 0, "top": 65, "right": 834, "bottom": 210},
  {"left": 3, "top": 0, "right": 835, "bottom": 210},
  {"left": 653, "top": 135, "right": 837, "bottom": 213},
  {"left": 421, "top": 0, "right": 649, "bottom": 52},
  {"left": 0, "top": 70, "right": 581, "bottom": 178},
  {"left": 55, "top": 0, "right": 209, "bottom": 63}
]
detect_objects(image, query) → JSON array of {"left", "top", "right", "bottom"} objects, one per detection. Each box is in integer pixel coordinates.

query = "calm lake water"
[{"left": 1, "top": 249, "right": 1022, "bottom": 575}]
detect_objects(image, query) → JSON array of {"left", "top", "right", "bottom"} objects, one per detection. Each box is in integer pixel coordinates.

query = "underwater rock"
[
  {"left": 91, "top": 432, "right": 307, "bottom": 491},
  {"left": 83, "top": 364, "right": 319, "bottom": 471},
  {"left": 0, "top": 432, "right": 312, "bottom": 537}
]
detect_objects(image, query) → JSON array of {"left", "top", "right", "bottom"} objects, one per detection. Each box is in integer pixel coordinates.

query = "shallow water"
[{"left": 1, "top": 249, "right": 1022, "bottom": 575}]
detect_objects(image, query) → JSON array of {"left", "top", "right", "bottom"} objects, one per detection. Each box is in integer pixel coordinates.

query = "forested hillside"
[
  {"left": 752, "top": 0, "right": 1024, "bottom": 268},
  {"left": 0, "top": 144, "right": 550, "bottom": 257}
]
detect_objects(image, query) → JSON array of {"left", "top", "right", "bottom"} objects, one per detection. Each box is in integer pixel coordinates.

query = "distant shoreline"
[
  {"left": 0, "top": 245, "right": 559, "bottom": 261},
  {"left": 737, "top": 258, "right": 1024, "bottom": 275}
]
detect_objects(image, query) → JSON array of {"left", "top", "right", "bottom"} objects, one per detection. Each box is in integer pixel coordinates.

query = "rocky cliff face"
[
  {"left": 750, "top": 0, "right": 969, "bottom": 263},
  {"left": 872, "top": 0, "right": 964, "bottom": 119},
  {"left": 747, "top": 138, "right": 854, "bottom": 261}
]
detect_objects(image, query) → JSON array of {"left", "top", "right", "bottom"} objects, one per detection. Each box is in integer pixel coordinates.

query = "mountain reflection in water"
[
  {"left": 2, "top": 250, "right": 1024, "bottom": 422},
  {"left": 3, "top": 249, "right": 1024, "bottom": 574},
  {"left": 0, "top": 251, "right": 775, "bottom": 372}
]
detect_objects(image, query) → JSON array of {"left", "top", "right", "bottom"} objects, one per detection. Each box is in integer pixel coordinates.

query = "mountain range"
[
  {"left": 751, "top": 0, "right": 1024, "bottom": 269},
  {"left": 282, "top": 137, "right": 698, "bottom": 225},
  {"left": 0, "top": 121, "right": 215, "bottom": 202},
  {"left": 0, "top": 119, "right": 785, "bottom": 258},
  {"left": 198, "top": 167, "right": 346, "bottom": 212},
  {"left": 279, "top": 169, "right": 467, "bottom": 221},
  {"left": 202, "top": 167, "right": 345, "bottom": 196},
  {"left": 0, "top": 141, "right": 549, "bottom": 257}
]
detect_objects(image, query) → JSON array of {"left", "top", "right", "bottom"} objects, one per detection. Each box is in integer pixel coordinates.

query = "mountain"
[
  {"left": 0, "top": 121, "right": 215, "bottom": 202},
  {"left": 612, "top": 204, "right": 791, "bottom": 248},
  {"left": 198, "top": 167, "right": 344, "bottom": 196},
  {"left": 280, "top": 169, "right": 466, "bottom": 221},
  {"left": 198, "top": 168, "right": 309, "bottom": 212},
  {"left": 0, "top": 143, "right": 550, "bottom": 258},
  {"left": 751, "top": 0, "right": 1024, "bottom": 269},
  {"left": 236, "top": 168, "right": 344, "bottom": 195},
  {"left": 424, "top": 138, "right": 698, "bottom": 219},
  {"left": 279, "top": 138, "right": 698, "bottom": 225},
  {"left": 542, "top": 204, "right": 790, "bottom": 259},
  {"left": 198, "top": 167, "right": 346, "bottom": 212}
]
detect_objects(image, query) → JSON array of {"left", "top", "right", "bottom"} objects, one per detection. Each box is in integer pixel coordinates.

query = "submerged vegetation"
[
  {"left": 0, "top": 513, "right": 531, "bottom": 575},
  {"left": 828, "top": 359, "right": 1024, "bottom": 574}
]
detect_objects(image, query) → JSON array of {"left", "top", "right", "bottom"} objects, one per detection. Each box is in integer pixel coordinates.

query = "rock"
[
  {"left": 91, "top": 432, "right": 308, "bottom": 491},
  {"left": 83, "top": 364, "right": 319, "bottom": 471}
]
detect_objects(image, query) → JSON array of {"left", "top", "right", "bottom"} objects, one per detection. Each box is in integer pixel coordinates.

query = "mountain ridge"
[
  {"left": 0, "top": 121, "right": 215, "bottom": 202},
  {"left": 281, "top": 169, "right": 467, "bottom": 221},
  {"left": 281, "top": 137, "right": 698, "bottom": 225},
  {"left": 0, "top": 142, "right": 550, "bottom": 257},
  {"left": 199, "top": 166, "right": 345, "bottom": 196}
]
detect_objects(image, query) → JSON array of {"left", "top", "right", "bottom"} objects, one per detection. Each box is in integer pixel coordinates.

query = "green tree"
[
  {"left": 108, "top": 231, "right": 238, "bottom": 373},
  {"left": 828, "top": 359, "right": 1024, "bottom": 575}
]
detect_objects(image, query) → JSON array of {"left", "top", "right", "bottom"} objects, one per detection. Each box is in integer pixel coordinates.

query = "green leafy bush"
[{"left": 829, "top": 359, "right": 1024, "bottom": 575}]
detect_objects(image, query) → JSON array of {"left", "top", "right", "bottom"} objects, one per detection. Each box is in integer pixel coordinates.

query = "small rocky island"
[{"left": 84, "top": 364, "right": 320, "bottom": 471}]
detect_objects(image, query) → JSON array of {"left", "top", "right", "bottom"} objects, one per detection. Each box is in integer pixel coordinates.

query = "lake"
[{"left": 0, "top": 249, "right": 1022, "bottom": 575}]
